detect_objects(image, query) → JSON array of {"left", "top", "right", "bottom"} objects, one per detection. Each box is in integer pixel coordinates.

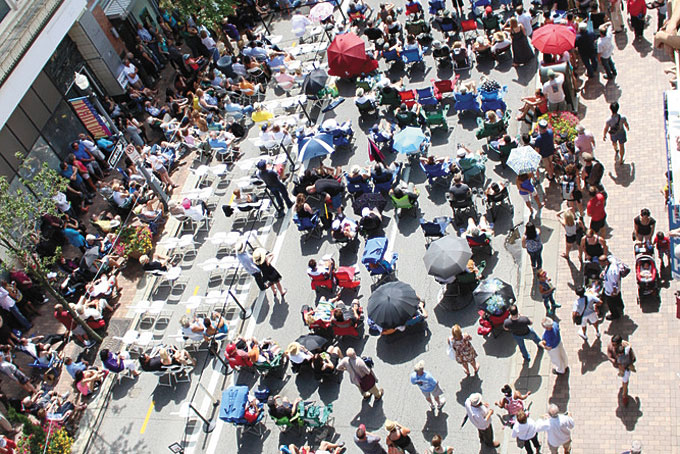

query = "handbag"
[{"left": 446, "top": 339, "right": 456, "bottom": 360}]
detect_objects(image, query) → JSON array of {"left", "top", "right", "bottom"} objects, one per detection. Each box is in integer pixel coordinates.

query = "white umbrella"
[
  {"left": 309, "top": 2, "right": 334, "bottom": 22},
  {"left": 506, "top": 145, "right": 542, "bottom": 175}
]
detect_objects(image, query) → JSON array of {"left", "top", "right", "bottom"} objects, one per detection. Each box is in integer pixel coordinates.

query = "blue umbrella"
[
  {"left": 298, "top": 133, "right": 335, "bottom": 162},
  {"left": 393, "top": 127, "right": 428, "bottom": 155}
]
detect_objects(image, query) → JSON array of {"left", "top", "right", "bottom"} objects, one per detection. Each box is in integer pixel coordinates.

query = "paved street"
[{"left": 81, "top": 2, "right": 679, "bottom": 454}]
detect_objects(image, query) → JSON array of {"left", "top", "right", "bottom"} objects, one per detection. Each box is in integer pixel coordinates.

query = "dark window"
[
  {"left": 41, "top": 100, "right": 87, "bottom": 159},
  {"left": 0, "top": 127, "right": 25, "bottom": 178},
  {"left": 6, "top": 108, "right": 39, "bottom": 151},
  {"left": 32, "top": 72, "right": 61, "bottom": 114},
  {"left": 0, "top": 0, "right": 10, "bottom": 23},
  {"left": 20, "top": 89, "right": 51, "bottom": 131}
]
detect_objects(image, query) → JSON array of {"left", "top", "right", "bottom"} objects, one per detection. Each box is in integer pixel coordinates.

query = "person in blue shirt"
[
  {"left": 70, "top": 142, "right": 104, "bottom": 180},
  {"left": 59, "top": 162, "right": 89, "bottom": 196},
  {"left": 409, "top": 361, "right": 445, "bottom": 411},
  {"left": 533, "top": 119, "right": 555, "bottom": 180},
  {"left": 64, "top": 357, "right": 88, "bottom": 379},
  {"left": 539, "top": 319, "right": 568, "bottom": 374}
]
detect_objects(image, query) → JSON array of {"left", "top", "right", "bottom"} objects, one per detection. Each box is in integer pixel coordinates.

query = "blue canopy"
[
  {"left": 298, "top": 133, "right": 335, "bottom": 162},
  {"left": 393, "top": 127, "right": 428, "bottom": 155}
]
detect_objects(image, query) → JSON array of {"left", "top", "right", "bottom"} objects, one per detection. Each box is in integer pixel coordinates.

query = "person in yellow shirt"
[{"left": 251, "top": 103, "right": 274, "bottom": 122}]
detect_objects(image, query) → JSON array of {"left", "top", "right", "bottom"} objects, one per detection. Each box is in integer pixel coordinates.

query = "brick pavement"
[{"left": 516, "top": 25, "right": 679, "bottom": 454}]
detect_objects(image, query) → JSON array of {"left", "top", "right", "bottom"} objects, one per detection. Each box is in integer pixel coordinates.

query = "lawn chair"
[
  {"left": 432, "top": 78, "right": 458, "bottom": 99},
  {"left": 382, "top": 49, "right": 404, "bottom": 72},
  {"left": 401, "top": 48, "right": 425, "bottom": 72},
  {"left": 379, "top": 87, "right": 401, "bottom": 109},
  {"left": 429, "top": 0, "right": 446, "bottom": 14},
  {"left": 335, "top": 266, "right": 361, "bottom": 289},
  {"left": 460, "top": 19, "right": 481, "bottom": 43},
  {"left": 475, "top": 110, "right": 510, "bottom": 141},
  {"left": 425, "top": 105, "right": 450, "bottom": 131},
  {"left": 406, "top": 1, "right": 423, "bottom": 15},
  {"left": 390, "top": 191, "right": 420, "bottom": 217},
  {"left": 479, "top": 85, "right": 508, "bottom": 113},
  {"left": 346, "top": 174, "right": 372, "bottom": 196},
  {"left": 219, "top": 385, "right": 267, "bottom": 437},
  {"left": 293, "top": 211, "right": 323, "bottom": 242},
  {"left": 309, "top": 271, "right": 335, "bottom": 291},
  {"left": 416, "top": 87, "right": 439, "bottom": 107},
  {"left": 453, "top": 90, "right": 482, "bottom": 115},
  {"left": 398, "top": 89, "right": 417, "bottom": 108},
  {"left": 420, "top": 160, "right": 453, "bottom": 186},
  {"left": 453, "top": 45, "right": 474, "bottom": 71},
  {"left": 406, "top": 18, "right": 429, "bottom": 35},
  {"left": 356, "top": 100, "right": 378, "bottom": 119},
  {"left": 420, "top": 216, "right": 452, "bottom": 244}
]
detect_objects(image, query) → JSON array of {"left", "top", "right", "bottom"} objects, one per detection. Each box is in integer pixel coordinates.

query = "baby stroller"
[
  {"left": 583, "top": 260, "right": 603, "bottom": 295},
  {"left": 635, "top": 244, "right": 660, "bottom": 303},
  {"left": 477, "top": 295, "right": 510, "bottom": 337}
]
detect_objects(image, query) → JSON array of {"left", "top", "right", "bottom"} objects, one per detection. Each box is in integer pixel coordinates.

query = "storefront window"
[
  {"left": 41, "top": 100, "right": 88, "bottom": 159},
  {"left": 18, "top": 137, "right": 60, "bottom": 182}
]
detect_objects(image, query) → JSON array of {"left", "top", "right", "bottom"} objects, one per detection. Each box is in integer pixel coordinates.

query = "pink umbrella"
[{"left": 309, "top": 2, "right": 334, "bottom": 22}]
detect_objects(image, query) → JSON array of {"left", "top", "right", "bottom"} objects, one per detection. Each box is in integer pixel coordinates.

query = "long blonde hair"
[
  {"left": 564, "top": 210, "right": 575, "bottom": 226},
  {"left": 451, "top": 324, "right": 463, "bottom": 340}
]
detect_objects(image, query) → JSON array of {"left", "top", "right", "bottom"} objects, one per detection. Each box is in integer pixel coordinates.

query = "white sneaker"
[
  {"left": 577, "top": 331, "right": 588, "bottom": 341},
  {"left": 429, "top": 402, "right": 436, "bottom": 411},
  {"left": 437, "top": 397, "right": 446, "bottom": 410}
]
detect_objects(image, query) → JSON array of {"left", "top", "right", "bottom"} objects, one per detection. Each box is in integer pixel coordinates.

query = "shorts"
[
  {"left": 581, "top": 311, "right": 599, "bottom": 326},
  {"left": 422, "top": 383, "right": 444, "bottom": 399},
  {"left": 610, "top": 132, "right": 627, "bottom": 144},
  {"left": 620, "top": 368, "right": 631, "bottom": 383},
  {"left": 590, "top": 216, "right": 606, "bottom": 232},
  {"left": 520, "top": 192, "right": 533, "bottom": 202},
  {"left": 566, "top": 234, "right": 577, "bottom": 244}
]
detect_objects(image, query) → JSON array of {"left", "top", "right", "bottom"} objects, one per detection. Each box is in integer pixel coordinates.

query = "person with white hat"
[
  {"left": 252, "top": 248, "right": 286, "bottom": 298},
  {"left": 621, "top": 440, "right": 642, "bottom": 454},
  {"left": 542, "top": 69, "right": 566, "bottom": 112},
  {"left": 464, "top": 392, "right": 500, "bottom": 448},
  {"left": 235, "top": 240, "right": 266, "bottom": 291}
]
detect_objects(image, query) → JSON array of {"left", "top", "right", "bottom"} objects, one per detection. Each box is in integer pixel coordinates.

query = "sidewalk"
[{"left": 507, "top": 25, "right": 678, "bottom": 453}]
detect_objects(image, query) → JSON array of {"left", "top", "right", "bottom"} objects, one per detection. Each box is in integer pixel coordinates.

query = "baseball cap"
[
  {"left": 538, "top": 119, "right": 549, "bottom": 128},
  {"left": 485, "top": 5, "right": 492, "bottom": 12},
  {"left": 256, "top": 159, "right": 267, "bottom": 169}
]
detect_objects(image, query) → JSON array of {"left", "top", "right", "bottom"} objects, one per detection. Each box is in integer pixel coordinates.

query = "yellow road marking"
[{"left": 140, "top": 400, "right": 154, "bottom": 434}]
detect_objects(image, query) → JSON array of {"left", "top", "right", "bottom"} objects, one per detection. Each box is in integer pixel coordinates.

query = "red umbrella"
[
  {"left": 327, "top": 33, "right": 377, "bottom": 78},
  {"left": 531, "top": 24, "right": 576, "bottom": 54}
]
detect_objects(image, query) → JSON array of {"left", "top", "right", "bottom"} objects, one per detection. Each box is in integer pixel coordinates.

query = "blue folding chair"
[
  {"left": 419, "top": 217, "right": 452, "bottom": 244},
  {"left": 382, "top": 49, "right": 403, "bottom": 72},
  {"left": 420, "top": 161, "right": 452, "bottom": 187},
  {"left": 346, "top": 174, "right": 372, "bottom": 196},
  {"left": 416, "top": 87, "right": 438, "bottom": 107},
  {"left": 471, "top": 0, "right": 491, "bottom": 16},
  {"left": 372, "top": 172, "right": 395, "bottom": 193},
  {"left": 429, "top": 0, "right": 446, "bottom": 14},
  {"left": 453, "top": 91, "right": 482, "bottom": 115},
  {"left": 480, "top": 86, "right": 508, "bottom": 113},
  {"left": 293, "top": 211, "right": 323, "bottom": 242},
  {"left": 361, "top": 237, "right": 398, "bottom": 283},
  {"left": 401, "top": 48, "right": 424, "bottom": 72}
]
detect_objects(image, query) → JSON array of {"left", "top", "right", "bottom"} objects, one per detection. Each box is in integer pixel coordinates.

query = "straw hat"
[
  {"left": 253, "top": 248, "right": 267, "bottom": 265},
  {"left": 235, "top": 240, "right": 247, "bottom": 254},
  {"left": 350, "top": 165, "right": 362, "bottom": 175},
  {"left": 493, "top": 31, "right": 506, "bottom": 43},
  {"left": 469, "top": 393, "right": 483, "bottom": 406},
  {"left": 384, "top": 420, "right": 397, "bottom": 431}
]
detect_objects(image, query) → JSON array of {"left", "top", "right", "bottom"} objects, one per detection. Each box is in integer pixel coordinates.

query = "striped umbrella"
[{"left": 298, "top": 133, "right": 335, "bottom": 162}]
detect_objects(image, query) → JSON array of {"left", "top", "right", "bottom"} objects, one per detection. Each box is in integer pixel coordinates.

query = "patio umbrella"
[
  {"left": 302, "top": 68, "right": 328, "bottom": 96},
  {"left": 352, "top": 192, "right": 387, "bottom": 215},
  {"left": 309, "top": 2, "right": 334, "bottom": 22},
  {"left": 531, "top": 24, "right": 576, "bottom": 54},
  {"left": 327, "top": 33, "right": 378, "bottom": 78},
  {"left": 393, "top": 127, "right": 428, "bottom": 155},
  {"left": 296, "top": 334, "right": 331, "bottom": 352},
  {"left": 422, "top": 235, "right": 472, "bottom": 284},
  {"left": 473, "top": 278, "right": 516, "bottom": 314},
  {"left": 506, "top": 145, "right": 542, "bottom": 175},
  {"left": 298, "top": 133, "right": 335, "bottom": 162},
  {"left": 80, "top": 247, "right": 100, "bottom": 270},
  {"left": 367, "top": 281, "right": 419, "bottom": 329}
]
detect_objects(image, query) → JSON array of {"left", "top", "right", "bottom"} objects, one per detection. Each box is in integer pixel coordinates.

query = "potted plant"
[
  {"left": 113, "top": 225, "right": 153, "bottom": 259},
  {"left": 536, "top": 111, "right": 580, "bottom": 143}
]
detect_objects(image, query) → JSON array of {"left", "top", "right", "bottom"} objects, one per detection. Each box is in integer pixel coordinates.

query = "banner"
[{"left": 68, "top": 96, "right": 111, "bottom": 139}]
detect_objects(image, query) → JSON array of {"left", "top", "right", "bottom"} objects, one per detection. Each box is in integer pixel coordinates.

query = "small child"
[
  {"left": 537, "top": 269, "right": 561, "bottom": 316},
  {"left": 427, "top": 434, "right": 454, "bottom": 454},
  {"left": 639, "top": 261, "right": 653, "bottom": 280},
  {"left": 653, "top": 231, "right": 671, "bottom": 268}
]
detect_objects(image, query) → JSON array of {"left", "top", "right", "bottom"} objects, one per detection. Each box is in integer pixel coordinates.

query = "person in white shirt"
[
  {"left": 542, "top": 69, "right": 566, "bottom": 112},
  {"left": 491, "top": 31, "right": 511, "bottom": 54},
  {"left": 597, "top": 23, "right": 617, "bottom": 79},
  {"left": 0, "top": 287, "right": 31, "bottom": 331},
  {"left": 464, "top": 393, "right": 500, "bottom": 448},
  {"left": 515, "top": 5, "right": 532, "bottom": 37},
  {"left": 512, "top": 410, "right": 541, "bottom": 453},
  {"left": 355, "top": 88, "right": 376, "bottom": 107},
  {"left": 123, "top": 58, "right": 142, "bottom": 89},
  {"left": 536, "top": 404, "right": 575, "bottom": 454},
  {"left": 600, "top": 254, "right": 625, "bottom": 320}
]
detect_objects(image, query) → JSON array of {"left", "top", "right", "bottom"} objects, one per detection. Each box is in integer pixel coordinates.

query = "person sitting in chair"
[
  {"left": 267, "top": 395, "right": 302, "bottom": 420},
  {"left": 355, "top": 88, "right": 376, "bottom": 109},
  {"left": 491, "top": 31, "right": 512, "bottom": 55},
  {"left": 466, "top": 216, "right": 494, "bottom": 241},
  {"left": 452, "top": 41, "right": 470, "bottom": 67},
  {"left": 390, "top": 182, "right": 419, "bottom": 204},
  {"left": 447, "top": 173, "right": 471, "bottom": 213},
  {"left": 331, "top": 208, "right": 358, "bottom": 241},
  {"left": 432, "top": 40, "right": 452, "bottom": 65},
  {"left": 360, "top": 207, "right": 383, "bottom": 236}
]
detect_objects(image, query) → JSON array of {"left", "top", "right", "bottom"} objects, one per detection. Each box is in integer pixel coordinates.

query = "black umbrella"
[
  {"left": 472, "top": 278, "right": 516, "bottom": 314},
  {"left": 367, "top": 281, "right": 419, "bottom": 329},
  {"left": 302, "top": 68, "right": 328, "bottom": 96},
  {"left": 296, "top": 334, "right": 331, "bottom": 353},
  {"left": 423, "top": 236, "right": 472, "bottom": 284},
  {"left": 352, "top": 193, "right": 387, "bottom": 215}
]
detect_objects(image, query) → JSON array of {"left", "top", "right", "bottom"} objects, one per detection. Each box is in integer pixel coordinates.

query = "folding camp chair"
[
  {"left": 398, "top": 89, "right": 417, "bottom": 108},
  {"left": 416, "top": 87, "right": 438, "bottom": 107},
  {"left": 401, "top": 48, "right": 424, "bottom": 72}
]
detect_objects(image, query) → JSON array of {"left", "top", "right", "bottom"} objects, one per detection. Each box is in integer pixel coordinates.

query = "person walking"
[
  {"left": 512, "top": 410, "right": 541, "bottom": 454},
  {"left": 600, "top": 254, "right": 625, "bottom": 320},
  {"left": 607, "top": 334, "right": 636, "bottom": 406},
  {"left": 410, "top": 361, "right": 446, "bottom": 411},
  {"left": 602, "top": 102, "right": 629, "bottom": 164},
  {"left": 572, "top": 286, "right": 603, "bottom": 342},
  {"left": 252, "top": 248, "right": 287, "bottom": 298},
  {"left": 627, "top": 0, "right": 647, "bottom": 38},
  {"left": 384, "top": 420, "right": 417, "bottom": 454},
  {"left": 575, "top": 22, "right": 599, "bottom": 78},
  {"left": 522, "top": 222, "right": 543, "bottom": 270},
  {"left": 447, "top": 324, "right": 479, "bottom": 376},
  {"left": 597, "top": 22, "right": 617, "bottom": 80},
  {"left": 516, "top": 173, "right": 542, "bottom": 216},
  {"left": 503, "top": 304, "right": 543, "bottom": 362},
  {"left": 464, "top": 393, "right": 500, "bottom": 448},
  {"left": 533, "top": 119, "right": 556, "bottom": 181},
  {"left": 621, "top": 440, "right": 643, "bottom": 454},
  {"left": 536, "top": 404, "right": 575, "bottom": 454},
  {"left": 337, "top": 348, "right": 384, "bottom": 401},
  {"left": 235, "top": 240, "right": 267, "bottom": 292},
  {"left": 354, "top": 424, "right": 387, "bottom": 454},
  {"left": 540, "top": 318, "right": 569, "bottom": 374},
  {"left": 537, "top": 269, "right": 560, "bottom": 316},
  {"left": 586, "top": 186, "right": 608, "bottom": 236},
  {"left": 256, "top": 159, "right": 294, "bottom": 217}
]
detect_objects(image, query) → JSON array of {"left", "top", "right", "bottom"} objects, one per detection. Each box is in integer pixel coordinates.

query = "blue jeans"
[
  {"left": 600, "top": 57, "right": 617, "bottom": 78},
  {"left": 512, "top": 329, "right": 541, "bottom": 360},
  {"left": 581, "top": 53, "right": 598, "bottom": 77},
  {"left": 10, "top": 305, "right": 31, "bottom": 331},
  {"left": 528, "top": 246, "right": 543, "bottom": 269}
]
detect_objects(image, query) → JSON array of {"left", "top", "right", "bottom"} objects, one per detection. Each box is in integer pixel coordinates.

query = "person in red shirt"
[
  {"left": 586, "top": 186, "right": 607, "bottom": 236},
  {"left": 627, "top": 0, "right": 647, "bottom": 38},
  {"left": 653, "top": 231, "right": 671, "bottom": 268},
  {"left": 53, "top": 304, "right": 91, "bottom": 346}
]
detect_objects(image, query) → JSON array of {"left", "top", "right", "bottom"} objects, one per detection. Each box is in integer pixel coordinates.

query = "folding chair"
[
  {"left": 432, "top": 78, "right": 459, "bottom": 99},
  {"left": 293, "top": 211, "right": 323, "bottom": 242},
  {"left": 416, "top": 87, "right": 438, "bottom": 107},
  {"left": 429, "top": 0, "right": 446, "bottom": 14},
  {"left": 406, "top": 2, "right": 423, "bottom": 15},
  {"left": 425, "top": 105, "right": 450, "bottom": 131},
  {"left": 460, "top": 19, "right": 481, "bottom": 43},
  {"left": 419, "top": 217, "right": 452, "bottom": 244},
  {"left": 382, "top": 49, "right": 403, "bottom": 72},
  {"left": 401, "top": 48, "right": 424, "bottom": 72},
  {"left": 398, "top": 89, "right": 417, "bottom": 108}
]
